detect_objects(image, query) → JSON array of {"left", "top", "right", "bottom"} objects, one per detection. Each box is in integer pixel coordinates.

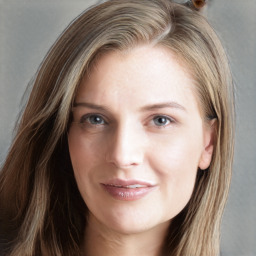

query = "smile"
[
  {"left": 108, "top": 184, "right": 147, "bottom": 188},
  {"left": 101, "top": 179, "right": 157, "bottom": 201}
]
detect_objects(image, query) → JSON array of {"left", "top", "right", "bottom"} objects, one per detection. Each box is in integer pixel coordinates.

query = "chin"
[{"left": 91, "top": 203, "right": 171, "bottom": 235}]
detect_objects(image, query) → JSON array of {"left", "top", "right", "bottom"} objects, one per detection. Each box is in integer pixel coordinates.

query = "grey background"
[{"left": 0, "top": 0, "right": 255, "bottom": 255}]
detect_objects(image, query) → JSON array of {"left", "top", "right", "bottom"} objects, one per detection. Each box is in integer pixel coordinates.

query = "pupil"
[
  {"left": 91, "top": 116, "right": 102, "bottom": 124},
  {"left": 158, "top": 117, "right": 166, "bottom": 124},
  {"left": 95, "top": 117, "right": 100, "bottom": 122},
  {"left": 154, "top": 116, "right": 167, "bottom": 126}
]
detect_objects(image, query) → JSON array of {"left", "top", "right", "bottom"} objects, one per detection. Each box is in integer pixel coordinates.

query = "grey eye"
[
  {"left": 153, "top": 116, "right": 171, "bottom": 126},
  {"left": 83, "top": 115, "right": 106, "bottom": 125}
]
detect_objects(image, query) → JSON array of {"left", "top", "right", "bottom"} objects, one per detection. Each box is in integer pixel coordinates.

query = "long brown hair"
[{"left": 0, "top": 1, "right": 234, "bottom": 255}]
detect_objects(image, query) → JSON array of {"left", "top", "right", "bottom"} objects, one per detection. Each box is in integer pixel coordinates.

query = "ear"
[{"left": 198, "top": 119, "right": 217, "bottom": 170}]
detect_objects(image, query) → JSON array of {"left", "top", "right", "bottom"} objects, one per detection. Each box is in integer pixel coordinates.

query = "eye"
[
  {"left": 81, "top": 114, "right": 106, "bottom": 125},
  {"left": 152, "top": 115, "right": 173, "bottom": 127}
]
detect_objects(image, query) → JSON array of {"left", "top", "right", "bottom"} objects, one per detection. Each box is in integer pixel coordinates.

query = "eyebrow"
[
  {"left": 73, "top": 101, "right": 187, "bottom": 112},
  {"left": 139, "top": 102, "right": 187, "bottom": 112},
  {"left": 73, "top": 102, "right": 109, "bottom": 111}
]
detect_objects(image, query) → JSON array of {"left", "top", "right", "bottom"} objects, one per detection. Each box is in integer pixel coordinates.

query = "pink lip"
[{"left": 101, "top": 179, "right": 157, "bottom": 201}]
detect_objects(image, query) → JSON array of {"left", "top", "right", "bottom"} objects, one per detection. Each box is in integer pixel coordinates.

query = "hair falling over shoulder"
[{"left": 0, "top": 0, "right": 234, "bottom": 255}]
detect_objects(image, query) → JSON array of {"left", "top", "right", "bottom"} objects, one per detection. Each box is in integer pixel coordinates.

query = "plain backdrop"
[{"left": 0, "top": 1, "right": 255, "bottom": 255}]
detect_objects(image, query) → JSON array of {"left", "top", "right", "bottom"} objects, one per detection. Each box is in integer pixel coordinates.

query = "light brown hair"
[{"left": 0, "top": 0, "right": 234, "bottom": 255}]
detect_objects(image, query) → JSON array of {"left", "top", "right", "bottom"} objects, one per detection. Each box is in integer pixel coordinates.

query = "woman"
[{"left": 0, "top": 0, "right": 235, "bottom": 255}]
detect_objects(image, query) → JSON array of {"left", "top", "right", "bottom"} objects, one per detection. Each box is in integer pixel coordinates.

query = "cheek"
[
  {"left": 147, "top": 132, "right": 202, "bottom": 207},
  {"left": 68, "top": 127, "right": 104, "bottom": 168},
  {"left": 149, "top": 132, "right": 202, "bottom": 175},
  {"left": 67, "top": 127, "right": 103, "bottom": 188},
  {"left": 67, "top": 127, "right": 107, "bottom": 207}
]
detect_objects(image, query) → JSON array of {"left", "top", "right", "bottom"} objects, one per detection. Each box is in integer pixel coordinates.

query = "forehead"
[{"left": 76, "top": 45, "right": 200, "bottom": 114}]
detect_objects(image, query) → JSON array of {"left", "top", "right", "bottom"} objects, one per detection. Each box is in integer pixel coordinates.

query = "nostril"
[
  {"left": 105, "top": 144, "right": 144, "bottom": 168},
  {"left": 106, "top": 154, "right": 143, "bottom": 169}
]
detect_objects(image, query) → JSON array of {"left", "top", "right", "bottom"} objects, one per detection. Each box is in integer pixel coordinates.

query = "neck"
[{"left": 82, "top": 214, "right": 170, "bottom": 256}]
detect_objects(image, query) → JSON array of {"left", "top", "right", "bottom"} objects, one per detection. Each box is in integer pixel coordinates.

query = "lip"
[{"left": 101, "top": 179, "right": 157, "bottom": 201}]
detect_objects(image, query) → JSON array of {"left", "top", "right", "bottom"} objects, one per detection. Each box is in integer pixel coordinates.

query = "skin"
[{"left": 68, "top": 45, "right": 215, "bottom": 256}]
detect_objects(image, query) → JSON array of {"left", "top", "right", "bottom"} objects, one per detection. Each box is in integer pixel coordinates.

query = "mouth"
[
  {"left": 101, "top": 179, "right": 157, "bottom": 201},
  {"left": 106, "top": 184, "right": 148, "bottom": 189}
]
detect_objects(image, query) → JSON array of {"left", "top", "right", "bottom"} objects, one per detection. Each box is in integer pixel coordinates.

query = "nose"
[{"left": 105, "top": 123, "right": 144, "bottom": 168}]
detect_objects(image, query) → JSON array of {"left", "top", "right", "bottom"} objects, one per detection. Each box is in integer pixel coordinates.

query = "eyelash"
[
  {"left": 80, "top": 114, "right": 108, "bottom": 126},
  {"left": 78, "top": 113, "right": 175, "bottom": 129},
  {"left": 150, "top": 115, "right": 175, "bottom": 128}
]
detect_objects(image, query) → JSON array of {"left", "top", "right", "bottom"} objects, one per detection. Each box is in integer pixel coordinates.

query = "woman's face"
[{"left": 68, "top": 45, "right": 214, "bottom": 234}]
